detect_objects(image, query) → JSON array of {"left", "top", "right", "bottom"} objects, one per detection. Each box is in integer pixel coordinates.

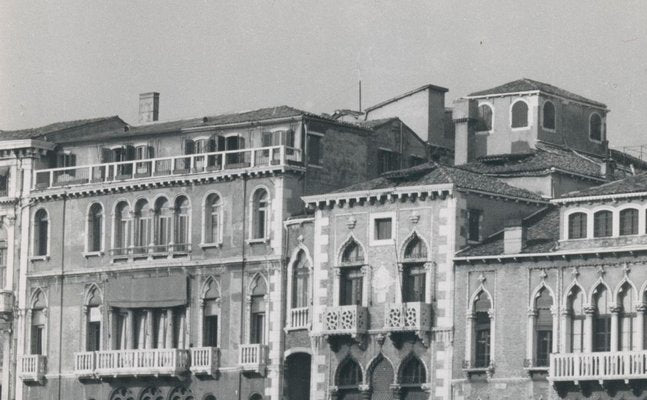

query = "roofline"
[
  {"left": 0, "top": 139, "right": 56, "bottom": 151},
  {"left": 454, "top": 244, "right": 647, "bottom": 263},
  {"left": 284, "top": 217, "right": 314, "bottom": 227},
  {"left": 553, "top": 190, "right": 647, "bottom": 204},
  {"left": 364, "top": 84, "right": 449, "bottom": 113},
  {"left": 465, "top": 90, "right": 608, "bottom": 111}
]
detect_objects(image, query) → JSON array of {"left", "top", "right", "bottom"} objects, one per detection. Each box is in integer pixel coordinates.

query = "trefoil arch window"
[
  {"left": 336, "top": 357, "right": 362, "bottom": 397},
  {"left": 592, "top": 284, "right": 611, "bottom": 352},
  {"left": 618, "top": 282, "right": 637, "bottom": 351},
  {"left": 85, "top": 286, "right": 102, "bottom": 351},
  {"left": 567, "top": 286, "right": 586, "bottom": 353},
  {"left": 201, "top": 278, "right": 220, "bottom": 347},
  {"left": 402, "top": 235, "right": 428, "bottom": 303},
  {"left": 473, "top": 291, "right": 492, "bottom": 368},
  {"left": 249, "top": 276, "right": 267, "bottom": 344},
  {"left": 30, "top": 290, "right": 47, "bottom": 355},
  {"left": 399, "top": 356, "right": 426, "bottom": 396},
  {"left": 533, "top": 288, "right": 553, "bottom": 367}
]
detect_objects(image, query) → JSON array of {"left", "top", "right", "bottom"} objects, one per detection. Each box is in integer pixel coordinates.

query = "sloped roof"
[
  {"left": 457, "top": 206, "right": 560, "bottom": 257},
  {"left": 0, "top": 116, "right": 125, "bottom": 141},
  {"left": 330, "top": 162, "right": 545, "bottom": 202},
  {"left": 559, "top": 172, "right": 647, "bottom": 199},
  {"left": 365, "top": 83, "right": 449, "bottom": 113},
  {"left": 468, "top": 78, "right": 606, "bottom": 108},
  {"left": 459, "top": 143, "right": 630, "bottom": 181},
  {"left": 353, "top": 117, "right": 399, "bottom": 129}
]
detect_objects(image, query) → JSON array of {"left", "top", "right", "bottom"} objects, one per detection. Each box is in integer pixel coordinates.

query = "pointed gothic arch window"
[
  {"left": 568, "top": 286, "right": 586, "bottom": 352},
  {"left": 31, "top": 290, "right": 47, "bottom": 355},
  {"left": 402, "top": 236, "right": 427, "bottom": 303},
  {"left": 618, "top": 282, "right": 637, "bottom": 351},
  {"left": 202, "top": 279, "right": 220, "bottom": 347},
  {"left": 473, "top": 291, "right": 492, "bottom": 368},
  {"left": 291, "top": 250, "right": 310, "bottom": 309},
  {"left": 337, "top": 357, "right": 362, "bottom": 389},
  {"left": 250, "top": 276, "right": 267, "bottom": 344},
  {"left": 592, "top": 284, "right": 611, "bottom": 352},
  {"left": 86, "top": 286, "right": 102, "bottom": 351},
  {"left": 534, "top": 288, "right": 553, "bottom": 366}
]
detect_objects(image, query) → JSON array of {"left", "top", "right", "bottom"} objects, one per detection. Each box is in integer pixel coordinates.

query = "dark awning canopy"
[{"left": 106, "top": 275, "right": 187, "bottom": 308}]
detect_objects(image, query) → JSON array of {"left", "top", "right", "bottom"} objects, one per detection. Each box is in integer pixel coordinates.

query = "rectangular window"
[
  {"left": 475, "top": 312, "right": 490, "bottom": 368},
  {"left": 156, "top": 217, "right": 170, "bottom": 248},
  {"left": 535, "top": 330, "right": 552, "bottom": 367},
  {"left": 377, "top": 149, "right": 400, "bottom": 174},
  {"left": 114, "top": 312, "right": 127, "bottom": 350},
  {"left": 204, "top": 315, "right": 218, "bottom": 347},
  {"left": 0, "top": 172, "right": 8, "bottom": 197},
  {"left": 340, "top": 267, "right": 363, "bottom": 306},
  {"left": 594, "top": 316, "right": 611, "bottom": 352},
  {"left": 620, "top": 315, "right": 635, "bottom": 351},
  {"left": 374, "top": 218, "right": 392, "bottom": 241},
  {"left": 31, "top": 325, "right": 44, "bottom": 355},
  {"left": 250, "top": 312, "right": 265, "bottom": 344},
  {"left": 571, "top": 317, "right": 584, "bottom": 353},
  {"left": 87, "top": 321, "right": 101, "bottom": 351},
  {"left": 56, "top": 153, "right": 77, "bottom": 168},
  {"left": 467, "top": 209, "right": 481, "bottom": 242},
  {"left": 307, "top": 134, "right": 323, "bottom": 166},
  {"left": 402, "top": 264, "right": 426, "bottom": 302}
]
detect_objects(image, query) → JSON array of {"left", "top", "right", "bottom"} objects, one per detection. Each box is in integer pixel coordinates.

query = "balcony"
[
  {"left": 94, "top": 348, "right": 189, "bottom": 377},
  {"left": 110, "top": 243, "right": 192, "bottom": 261},
  {"left": 0, "top": 290, "right": 14, "bottom": 315},
  {"left": 320, "top": 305, "right": 368, "bottom": 338},
  {"left": 33, "top": 146, "right": 303, "bottom": 192},
  {"left": 190, "top": 347, "right": 219, "bottom": 376},
  {"left": 384, "top": 302, "right": 432, "bottom": 332},
  {"left": 288, "top": 307, "right": 309, "bottom": 330},
  {"left": 18, "top": 355, "right": 47, "bottom": 382},
  {"left": 239, "top": 344, "right": 267, "bottom": 374},
  {"left": 550, "top": 351, "right": 647, "bottom": 383},
  {"left": 74, "top": 352, "right": 96, "bottom": 378}
]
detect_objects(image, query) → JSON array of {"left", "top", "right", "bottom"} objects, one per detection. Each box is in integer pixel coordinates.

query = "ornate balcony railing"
[
  {"left": 550, "top": 351, "right": 647, "bottom": 382},
  {"left": 74, "top": 352, "right": 96, "bottom": 378},
  {"left": 33, "top": 146, "right": 302, "bottom": 190},
  {"left": 190, "top": 347, "right": 219, "bottom": 376},
  {"left": 239, "top": 344, "right": 267, "bottom": 374},
  {"left": 384, "top": 302, "right": 432, "bottom": 332},
  {"left": 320, "top": 305, "right": 368, "bottom": 337},
  {"left": 18, "top": 355, "right": 47, "bottom": 382},
  {"left": 110, "top": 243, "right": 192, "bottom": 259},
  {"left": 0, "top": 290, "right": 14, "bottom": 315},
  {"left": 94, "top": 348, "right": 189, "bottom": 377},
  {"left": 288, "top": 307, "right": 309, "bottom": 330}
]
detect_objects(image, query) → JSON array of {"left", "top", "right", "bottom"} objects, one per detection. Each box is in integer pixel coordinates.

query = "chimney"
[
  {"left": 503, "top": 218, "right": 525, "bottom": 254},
  {"left": 453, "top": 98, "right": 478, "bottom": 165},
  {"left": 600, "top": 158, "right": 616, "bottom": 180},
  {"left": 139, "top": 92, "right": 160, "bottom": 123}
]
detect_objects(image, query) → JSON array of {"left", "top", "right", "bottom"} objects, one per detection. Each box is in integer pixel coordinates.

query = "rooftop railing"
[{"left": 33, "top": 146, "right": 302, "bottom": 190}]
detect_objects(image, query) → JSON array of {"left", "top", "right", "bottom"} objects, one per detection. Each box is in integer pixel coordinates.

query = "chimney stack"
[
  {"left": 600, "top": 158, "right": 616, "bottom": 180},
  {"left": 139, "top": 92, "right": 160, "bottom": 123},
  {"left": 503, "top": 218, "right": 525, "bottom": 254}
]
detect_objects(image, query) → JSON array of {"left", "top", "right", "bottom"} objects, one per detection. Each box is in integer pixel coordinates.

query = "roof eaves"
[{"left": 365, "top": 84, "right": 449, "bottom": 113}]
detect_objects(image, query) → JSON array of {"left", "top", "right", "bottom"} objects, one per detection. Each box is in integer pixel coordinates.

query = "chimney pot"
[{"left": 139, "top": 92, "right": 160, "bottom": 123}]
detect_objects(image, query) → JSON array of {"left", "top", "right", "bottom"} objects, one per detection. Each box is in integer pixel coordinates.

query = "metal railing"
[
  {"left": 550, "top": 350, "right": 647, "bottom": 382},
  {"left": 33, "top": 146, "right": 302, "bottom": 190}
]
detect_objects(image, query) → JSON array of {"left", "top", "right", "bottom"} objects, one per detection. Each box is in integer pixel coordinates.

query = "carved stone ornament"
[
  {"left": 409, "top": 213, "right": 420, "bottom": 224},
  {"left": 346, "top": 216, "right": 357, "bottom": 229}
]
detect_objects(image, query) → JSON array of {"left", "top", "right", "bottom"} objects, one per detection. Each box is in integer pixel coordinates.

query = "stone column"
[
  {"left": 526, "top": 308, "right": 537, "bottom": 366},
  {"left": 465, "top": 312, "right": 475, "bottom": 367},
  {"left": 583, "top": 306, "right": 595, "bottom": 353},
  {"left": 551, "top": 306, "right": 559, "bottom": 353},
  {"left": 146, "top": 309, "right": 154, "bottom": 349},
  {"left": 127, "top": 310, "right": 135, "bottom": 349},
  {"left": 610, "top": 306, "right": 621, "bottom": 352},
  {"left": 166, "top": 308, "right": 175, "bottom": 348},
  {"left": 560, "top": 308, "right": 571, "bottom": 353},
  {"left": 636, "top": 304, "right": 646, "bottom": 350}
]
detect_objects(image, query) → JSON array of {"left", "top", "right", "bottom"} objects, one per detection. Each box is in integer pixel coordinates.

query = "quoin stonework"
[{"left": 0, "top": 79, "right": 645, "bottom": 400}]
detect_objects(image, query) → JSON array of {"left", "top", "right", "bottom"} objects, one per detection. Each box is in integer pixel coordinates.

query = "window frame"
[
  {"left": 619, "top": 208, "right": 639, "bottom": 236},
  {"left": 306, "top": 132, "right": 324, "bottom": 167},
  {"left": 542, "top": 100, "right": 556, "bottom": 131},
  {"left": 249, "top": 187, "right": 270, "bottom": 242},
  {"left": 32, "top": 208, "right": 50, "bottom": 258},
  {"left": 202, "top": 192, "right": 224, "bottom": 247},
  {"left": 85, "top": 202, "right": 105, "bottom": 255},
  {"left": 510, "top": 99, "right": 530, "bottom": 129},
  {"left": 476, "top": 102, "right": 494, "bottom": 133},
  {"left": 369, "top": 212, "right": 396, "bottom": 246},
  {"left": 567, "top": 212, "right": 588, "bottom": 240},
  {"left": 589, "top": 112, "right": 603, "bottom": 142}
]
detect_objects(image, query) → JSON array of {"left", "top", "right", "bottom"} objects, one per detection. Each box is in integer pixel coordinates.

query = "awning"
[{"left": 106, "top": 275, "right": 187, "bottom": 308}]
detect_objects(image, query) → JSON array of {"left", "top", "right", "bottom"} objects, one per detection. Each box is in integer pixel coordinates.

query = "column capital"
[
  {"left": 583, "top": 306, "right": 596, "bottom": 315},
  {"left": 610, "top": 306, "right": 622, "bottom": 314},
  {"left": 527, "top": 308, "right": 538, "bottom": 317},
  {"left": 636, "top": 304, "right": 647, "bottom": 313}
]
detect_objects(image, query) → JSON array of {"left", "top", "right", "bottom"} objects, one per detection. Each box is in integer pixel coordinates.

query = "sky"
[{"left": 1, "top": 1, "right": 647, "bottom": 150}]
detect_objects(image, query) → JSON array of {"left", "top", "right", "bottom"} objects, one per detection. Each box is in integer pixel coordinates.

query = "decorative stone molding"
[
  {"left": 346, "top": 216, "right": 357, "bottom": 229},
  {"left": 408, "top": 213, "right": 420, "bottom": 224}
]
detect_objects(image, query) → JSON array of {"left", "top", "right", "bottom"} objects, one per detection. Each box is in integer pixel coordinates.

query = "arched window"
[
  {"left": 87, "top": 203, "right": 103, "bottom": 252},
  {"left": 291, "top": 250, "right": 310, "bottom": 309},
  {"left": 369, "top": 356, "right": 393, "bottom": 399},
  {"left": 620, "top": 208, "right": 638, "bottom": 236},
  {"left": 402, "top": 236, "right": 428, "bottom": 303},
  {"left": 113, "top": 202, "right": 131, "bottom": 256},
  {"left": 567, "top": 286, "right": 585, "bottom": 353},
  {"left": 618, "top": 283, "right": 637, "bottom": 351},
  {"left": 590, "top": 113, "right": 602, "bottom": 141},
  {"left": 249, "top": 394, "right": 263, "bottom": 400},
  {"left": 473, "top": 291, "right": 492, "bottom": 368},
  {"left": 174, "top": 196, "right": 190, "bottom": 252},
  {"left": 543, "top": 101, "right": 556, "bottom": 130},
  {"left": 86, "top": 286, "right": 102, "bottom": 351},
  {"left": 251, "top": 189, "right": 269, "bottom": 240},
  {"left": 339, "top": 240, "right": 364, "bottom": 306},
  {"left": 204, "top": 193, "right": 222, "bottom": 244},
  {"left": 33, "top": 209, "right": 49, "bottom": 256},
  {"left": 592, "top": 285, "right": 611, "bottom": 352},
  {"left": 250, "top": 276, "right": 267, "bottom": 344},
  {"left": 110, "top": 388, "right": 135, "bottom": 400},
  {"left": 202, "top": 279, "right": 220, "bottom": 347},
  {"left": 477, "top": 104, "right": 493, "bottom": 131},
  {"left": 153, "top": 197, "right": 171, "bottom": 252},
  {"left": 168, "top": 386, "right": 193, "bottom": 400},
  {"left": 534, "top": 288, "right": 553, "bottom": 367},
  {"left": 204, "top": 396, "right": 217, "bottom": 400},
  {"left": 30, "top": 290, "right": 46, "bottom": 355},
  {"left": 568, "top": 212, "right": 587, "bottom": 239},
  {"left": 134, "top": 199, "right": 151, "bottom": 254},
  {"left": 511, "top": 100, "right": 529, "bottom": 128},
  {"left": 139, "top": 387, "right": 163, "bottom": 400},
  {"left": 336, "top": 358, "right": 362, "bottom": 395},
  {"left": 400, "top": 356, "right": 426, "bottom": 397},
  {"left": 593, "top": 210, "right": 613, "bottom": 238}
]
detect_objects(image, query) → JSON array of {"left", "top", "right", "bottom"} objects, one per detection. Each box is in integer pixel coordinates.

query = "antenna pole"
[{"left": 359, "top": 80, "right": 362, "bottom": 112}]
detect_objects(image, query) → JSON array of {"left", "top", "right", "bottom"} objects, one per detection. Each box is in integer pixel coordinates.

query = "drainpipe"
[
  {"left": 57, "top": 194, "right": 67, "bottom": 400},
  {"left": 238, "top": 175, "right": 248, "bottom": 400}
]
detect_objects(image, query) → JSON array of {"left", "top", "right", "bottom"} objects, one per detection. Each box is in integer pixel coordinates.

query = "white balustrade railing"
[
  {"left": 190, "top": 347, "right": 219, "bottom": 375},
  {"left": 239, "top": 344, "right": 267, "bottom": 372},
  {"left": 74, "top": 352, "right": 95, "bottom": 376},
  {"left": 321, "top": 305, "right": 368, "bottom": 336},
  {"left": 18, "top": 355, "right": 46, "bottom": 381},
  {"left": 550, "top": 350, "right": 647, "bottom": 382},
  {"left": 384, "top": 302, "right": 432, "bottom": 332},
  {"left": 289, "top": 307, "right": 309, "bottom": 329},
  {"left": 94, "top": 348, "right": 189, "bottom": 377},
  {"left": 34, "top": 146, "right": 302, "bottom": 190}
]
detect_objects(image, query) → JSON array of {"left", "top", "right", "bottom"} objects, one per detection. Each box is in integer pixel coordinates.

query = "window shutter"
[
  {"left": 208, "top": 136, "right": 217, "bottom": 152},
  {"left": 217, "top": 136, "right": 226, "bottom": 151},
  {"left": 262, "top": 132, "right": 272, "bottom": 147},
  {"left": 285, "top": 129, "right": 295, "bottom": 147},
  {"left": 101, "top": 148, "right": 112, "bottom": 163},
  {"left": 125, "top": 145, "right": 136, "bottom": 161},
  {"left": 70, "top": 154, "right": 77, "bottom": 167},
  {"left": 184, "top": 140, "right": 195, "bottom": 155}
]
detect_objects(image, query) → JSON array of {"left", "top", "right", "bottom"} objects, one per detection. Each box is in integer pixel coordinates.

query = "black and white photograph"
[{"left": 1, "top": 1, "right": 647, "bottom": 399}]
